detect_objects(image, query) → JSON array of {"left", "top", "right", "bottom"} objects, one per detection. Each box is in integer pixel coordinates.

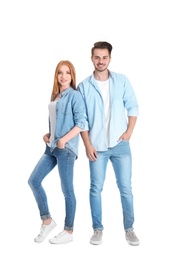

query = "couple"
[{"left": 28, "top": 41, "right": 140, "bottom": 246}]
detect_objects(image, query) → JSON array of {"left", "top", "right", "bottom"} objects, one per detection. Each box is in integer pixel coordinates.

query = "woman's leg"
[{"left": 28, "top": 146, "right": 57, "bottom": 220}]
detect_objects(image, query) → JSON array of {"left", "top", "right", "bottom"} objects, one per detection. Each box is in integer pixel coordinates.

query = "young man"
[{"left": 77, "top": 41, "right": 140, "bottom": 246}]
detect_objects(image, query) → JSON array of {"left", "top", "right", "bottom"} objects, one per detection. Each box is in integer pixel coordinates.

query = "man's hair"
[{"left": 91, "top": 41, "right": 113, "bottom": 56}]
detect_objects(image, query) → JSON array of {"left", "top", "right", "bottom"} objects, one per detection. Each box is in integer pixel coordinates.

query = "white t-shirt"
[
  {"left": 96, "top": 79, "right": 111, "bottom": 146},
  {"left": 47, "top": 100, "right": 58, "bottom": 147}
]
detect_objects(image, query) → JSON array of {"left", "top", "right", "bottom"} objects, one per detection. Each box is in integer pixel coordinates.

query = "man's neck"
[{"left": 94, "top": 70, "right": 109, "bottom": 81}]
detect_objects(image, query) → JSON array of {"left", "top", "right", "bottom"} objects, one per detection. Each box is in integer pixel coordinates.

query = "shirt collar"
[{"left": 60, "top": 86, "right": 73, "bottom": 97}]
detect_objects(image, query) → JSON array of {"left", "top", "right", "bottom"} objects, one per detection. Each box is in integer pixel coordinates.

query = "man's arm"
[
  {"left": 81, "top": 131, "right": 98, "bottom": 161},
  {"left": 117, "top": 116, "right": 137, "bottom": 141}
]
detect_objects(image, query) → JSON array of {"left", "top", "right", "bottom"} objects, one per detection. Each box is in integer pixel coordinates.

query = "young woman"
[{"left": 28, "top": 60, "right": 86, "bottom": 244}]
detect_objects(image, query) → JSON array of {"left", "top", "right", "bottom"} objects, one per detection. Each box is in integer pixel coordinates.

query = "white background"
[{"left": 0, "top": 0, "right": 170, "bottom": 259}]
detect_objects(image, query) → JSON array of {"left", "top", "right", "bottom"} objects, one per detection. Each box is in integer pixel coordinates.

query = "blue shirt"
[
  {"left": 77, "top": 71, "right": 139, "bottom": 151},
  {"left": 50, "top": 87, "right": 87, "bottom": 157}
]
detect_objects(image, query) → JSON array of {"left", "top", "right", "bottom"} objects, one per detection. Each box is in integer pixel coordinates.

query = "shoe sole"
[
  {"left": 90, "top": 240, "right": 102, "bottom": 245},
  {"left": 49, "top": 239, "right": 73, "bottom": 244},
  {"left": 126, "top": 240, "right": 140, "bottom": 246}
]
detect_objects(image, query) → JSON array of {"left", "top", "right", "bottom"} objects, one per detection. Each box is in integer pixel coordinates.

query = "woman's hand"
[
  {"left": 57, "top": 138, "right": 65, "bottom": 149},
  {"left": 43, "top": 133, "right": 50, "bottom": 143}
]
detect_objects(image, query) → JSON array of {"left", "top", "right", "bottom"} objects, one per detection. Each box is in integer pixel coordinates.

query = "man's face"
[{"left": 91, "top": 48, "right": 111, "bottom": 72}]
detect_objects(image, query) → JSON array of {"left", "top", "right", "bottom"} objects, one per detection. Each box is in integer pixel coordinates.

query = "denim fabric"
[
  {"left": 77, "top": 71, "right": 139, "bottom": 150},
  {"left": 28, "top": 145, "right": 76, "bottom": 231},
  {"left": 50, "top": 87, "right": 88, "bottom": 156},
  {"left": 89, "top": 140, "right": 134, "bottom": 231}
]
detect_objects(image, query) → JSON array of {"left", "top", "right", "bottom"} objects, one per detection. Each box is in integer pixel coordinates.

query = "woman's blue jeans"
[
  {"left": 28, "top": 145, "right": 76, "bottom": 231},
  {"left": 89, "top": 140, "right": 134, "bottom": 231}
]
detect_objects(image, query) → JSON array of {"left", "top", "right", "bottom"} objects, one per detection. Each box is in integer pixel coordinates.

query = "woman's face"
[{"left": 57, "top": 65, "right": 72, "bottom": 90}]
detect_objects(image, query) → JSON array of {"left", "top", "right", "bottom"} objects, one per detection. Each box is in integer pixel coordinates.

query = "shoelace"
[
  {"left": 126, "top": 230, "right": 136, "bottom": 236},
  {"left": 94, "top": 230, "right": 102, "bottom": 237},
  {"left": 38, "top": 225, "right": 47, "bottom": 237},
  {"left": 54, "top": 230, "right": 66, "bottom": 238}
]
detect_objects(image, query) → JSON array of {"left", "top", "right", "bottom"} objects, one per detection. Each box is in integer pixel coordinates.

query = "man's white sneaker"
[
  {"left": 125, "top": 230, "right": 140, "bottom": 246},
  {"left": 49, "top": 230, "right": 73, "bottom": 244},
  {"left": 34, "top": 220, "right": 57, "bottom": 243},
  {"left": 90, "top": 229, "right": 103, "bottom": 245}
]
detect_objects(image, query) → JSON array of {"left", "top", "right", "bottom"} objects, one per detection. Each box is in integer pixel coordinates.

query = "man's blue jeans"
[
  {"left": 89, "top": 140, "right": 134, "bottom": 231},
  {"left": 28, "top": 145, "right": 76, "bottom": 231}
]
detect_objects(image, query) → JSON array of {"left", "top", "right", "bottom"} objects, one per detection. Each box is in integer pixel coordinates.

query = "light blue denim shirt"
[
  {"left": 77, "top": 71, "right": 139, "bottom": 151},
  {"left": 50, "top": 87, "right": 87, "bottom": 157}
]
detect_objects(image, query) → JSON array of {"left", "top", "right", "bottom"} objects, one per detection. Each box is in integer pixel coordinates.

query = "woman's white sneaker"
[
  {"left": 34, "top": 220, "right": 57, "bottom": 243},
  {"left": 49, "top": 230, "right": 73, "bottom": 244}
]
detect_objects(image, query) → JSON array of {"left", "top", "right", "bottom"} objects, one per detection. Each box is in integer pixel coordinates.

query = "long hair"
[{"left": 51, "top": 60, "right": 76, "bottom": 101}]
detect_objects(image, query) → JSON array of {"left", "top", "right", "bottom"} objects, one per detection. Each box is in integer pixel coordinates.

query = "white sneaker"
[
  {"left": 90, "top": 229, "right": 103, "bottom": 245},
  {"left": 49, "top": 230, "right": 73, "bottom": 244},
  {"left": 125, "top": 230, "right": 140, "bottom": 246},
  {"left": 34, "top": 220, "right": 57, "bottom": 243}
]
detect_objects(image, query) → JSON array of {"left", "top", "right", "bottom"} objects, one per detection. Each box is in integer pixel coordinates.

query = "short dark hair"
[{"left": 91, "top": 41, "right": 113, "bottom": 56}]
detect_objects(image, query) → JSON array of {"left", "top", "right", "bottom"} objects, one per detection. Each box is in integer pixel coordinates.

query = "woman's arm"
[{"left": 57, "top": 126, "right": 82, "bottom": 148}]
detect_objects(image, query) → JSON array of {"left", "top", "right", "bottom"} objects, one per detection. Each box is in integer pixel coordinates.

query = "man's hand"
[{"left": 85, "top": 144, "right": 98, "bottom": 161}]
